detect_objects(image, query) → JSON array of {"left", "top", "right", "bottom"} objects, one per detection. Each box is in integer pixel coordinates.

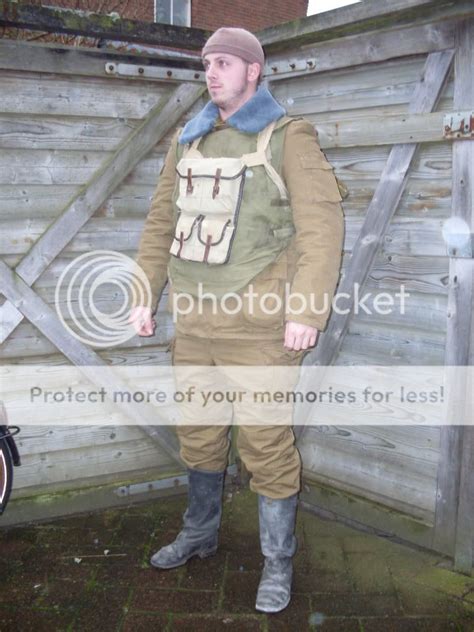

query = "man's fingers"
[{"left": 284, "top": 321, "right": 319, "bottom": 351}]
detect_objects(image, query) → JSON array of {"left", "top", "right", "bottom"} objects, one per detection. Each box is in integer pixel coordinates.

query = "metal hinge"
[
  {"left": 114, "top": 464, "right": 238, "bottom": 497},
  {"left": 264, "top": 57, "right": 317, "bottom": 80},
  {"left": 105, "top": 62, "right": 205, "bottom": 83},
  {"left": 443, "top": 111, "right": 474, "bottom": 139}
]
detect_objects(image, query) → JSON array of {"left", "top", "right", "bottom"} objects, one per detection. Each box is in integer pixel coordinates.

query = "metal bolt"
[
  {"left": 194, "top": 73, "right": 200, "bottom": 79},
  {"left": 290, "top": 63, "right": 296, "bottom": 69},
  {"left": 138, "top": 67, "right": 144, "bottom": 74},
  {"left": 108, "top": 64, "right": 114, "bottom": 71},
  {"left": 167, "top": 70, "right": 172, "bottom": 77},
  {"left": 271, "top": 66, "right": 278, "bottom": 72}
]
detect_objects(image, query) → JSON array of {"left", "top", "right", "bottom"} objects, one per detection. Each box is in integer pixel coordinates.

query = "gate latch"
[{"left": 443, "top": 111, "right": 474, "bottom": 139}]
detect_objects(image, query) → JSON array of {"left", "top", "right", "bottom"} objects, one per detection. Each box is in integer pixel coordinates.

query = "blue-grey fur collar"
[{"left": 179, "top": 85, "right": 286, "bottom": 144}]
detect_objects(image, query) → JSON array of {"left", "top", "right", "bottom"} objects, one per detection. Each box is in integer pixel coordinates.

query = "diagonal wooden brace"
[
  {"left": 0, "top": 82, "right": 206, "bottom": 344},
  {"left": 0, "top": 258, "right": 182, "bottom": 465},
  {"left": 295, "top": 49, "right": 455, "bottom": 433}
]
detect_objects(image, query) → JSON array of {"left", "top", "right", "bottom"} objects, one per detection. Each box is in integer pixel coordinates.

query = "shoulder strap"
[
  {"left": 178, "top": 119, "right": 292, "bottom": 200},
  {"left": 180, "top": 135, "right": 204, "bottom": 160},
  {"left": 242, "top": 120, "right": 290, "bottom": 200}
]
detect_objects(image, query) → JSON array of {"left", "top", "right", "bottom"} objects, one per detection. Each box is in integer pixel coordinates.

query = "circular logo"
[{"left": 54, "top": 250, "right": 152, "bottom": 348}]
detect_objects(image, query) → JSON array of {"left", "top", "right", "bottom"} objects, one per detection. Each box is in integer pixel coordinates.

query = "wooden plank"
[
  {"left": 0, "top": 1, "right": 210, "bottom": 49},
  {"left": 0, "top": 216, "right": 450, "bottom": 258},
  {"left": 455, "top": 426, "right": 474, "bottom": 574},
  {"left": 259, "top": 0, "right": 473, "bottom": 52},
  {"left": 0, "top": 258, "right": 181, "bottom": 464},
  {"left": 340, "top": 321, "right": 446, "bottom": 366},
  {"left": 0, "top": 320, "right": 174, "bottom": 360},
  {"left": 0, "top": 149, "right": 166, "bottom": 187},
  {"left": 315, "top": 112, "right": 448, "bottom": 149},
  {"left": 12, "top": 438, "right": 175, "bottom": 490},
  {"left": 434, "top": 19, "right": 474, "bottom": 572},
  {"left": 300, "top": 480, "right": 435, "bottom": 554},
  {"left": 0, "top": 82, "right": 206, "bottom": 344},
  {"left": 0, "top": 114, "right": 138, "bottom": 151},
  {"left": 0, "top": 38, "right": 202, "bottom": 78},
  {"left": 297, "top": 50, "right": 453, "bottom": 372},
  {"left": 265, "top": 20, "right": 454, "bottom": 80},
  {"left": 0, "top": 71, "right": 172, "bottom": 118},
  {"left": 300, "top": 430, "right": 438, "bottom": 522},
  {"left": 275, "top": 57, "right": 432, "bottom": 115},
  {"left": 0, "top": 98, "right": 205, "bottom": 151}
]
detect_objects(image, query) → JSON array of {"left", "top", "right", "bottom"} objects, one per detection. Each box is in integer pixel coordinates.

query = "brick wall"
[
  {"left": 192, "top": 0, "right": 308, "bottom": 31},
  {"left": 1, "top": 0, "right": 308, "bottom": 44}
]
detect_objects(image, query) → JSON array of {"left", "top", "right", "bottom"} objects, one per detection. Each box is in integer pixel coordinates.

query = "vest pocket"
[
  {"left": 172, "top": 157, "right": 246, "bottom": 265},
  {"left": 240, "top": 253, "right": 288, "bottom": 329}
]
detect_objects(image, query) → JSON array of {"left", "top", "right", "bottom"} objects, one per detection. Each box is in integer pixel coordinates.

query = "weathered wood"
[
  {"left": 265, "top": 20, "right": 454, "bottom": 80},
  {"left": 0, "top": 258, "right": 181, "bottom": 464},
  {"left": 0, "top": 216, "right": 450, "bottom": 258},
  {"left": 0, "top": 1, "right": 210, "bottom": 49},
  {"left": 300, "top": 480, "right": 435, "bottom": 553},
  {"left": 434, "top": 19, "right": 474, "bottom": 572},
  {"left": 259, "top": 0, "right": 473, "bottom": 52},
  {"left": 0, "top": 71, "right": 172, "bottom": 118},
  {"left": 0, "top": 38, "right": 202, "bottom": 78},
  {"left": 339, "top": 321, "right": 446, "bottom": 366},
  {"left": 12, "top": 438, "right": 174, "bottom": 490},
  {"left": 455, "top": 426, "right": 474, "bottom": 575},
  {"left": 297, "top": 50, "right": 453, "bottom": 376},
  {"left": 299, "top": 425, "right": 439, "bottom": 522},
  {"left": 0, "top": 320, "right": 174, "bottom": 360},
  {"left": 315, "top": 111, "right": 448, "bottom": 149},
  {"left": 0, "top": 82, "right": 206, "bottom": 344},
  {"left": 0, "top": 98, "right": 204, "bottom": 151}
]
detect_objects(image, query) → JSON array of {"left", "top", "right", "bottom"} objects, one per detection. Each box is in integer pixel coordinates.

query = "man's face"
[{"left": 203, "top": 52, "right": 259, "bottom": 115}]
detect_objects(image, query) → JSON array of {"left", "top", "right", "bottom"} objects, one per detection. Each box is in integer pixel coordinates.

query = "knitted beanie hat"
[{"left": 202, "top": 27, "right": 265, "bottom": 71}]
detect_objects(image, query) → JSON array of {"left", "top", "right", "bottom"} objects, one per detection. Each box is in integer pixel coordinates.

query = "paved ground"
[{"left": 0, "top": 480, "right": 473, "bottom": 631}]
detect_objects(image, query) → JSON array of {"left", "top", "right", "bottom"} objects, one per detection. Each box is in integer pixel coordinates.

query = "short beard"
[{"left": 210, "top": 74, "right": 249, "bottom": 112}]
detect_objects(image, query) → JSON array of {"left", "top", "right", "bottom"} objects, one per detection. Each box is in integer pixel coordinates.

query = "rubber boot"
[
  {"left": 255, "top": 493, "right": 298, "bottom": 613},
  {"left": 150, "top": 468, "right": 225, "bottom": 569}
]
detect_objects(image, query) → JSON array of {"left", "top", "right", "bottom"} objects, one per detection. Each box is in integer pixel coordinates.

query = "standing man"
[{"left": 130, "top": 27, "right": 344, "bottom": 613}]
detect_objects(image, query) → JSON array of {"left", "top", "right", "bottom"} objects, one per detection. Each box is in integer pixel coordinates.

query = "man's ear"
[{"left": 247, "top": 62, "right": 261, "bottom": 83}]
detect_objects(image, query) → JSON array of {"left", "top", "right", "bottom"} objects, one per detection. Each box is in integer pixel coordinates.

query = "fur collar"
[{"left": 179, "top": 85, "right": 286, "bottom": 144}]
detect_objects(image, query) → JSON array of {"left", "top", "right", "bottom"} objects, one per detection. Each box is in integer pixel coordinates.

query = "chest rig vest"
[{"left": 168, "top": 116, "right": 296, "bottom": 297}]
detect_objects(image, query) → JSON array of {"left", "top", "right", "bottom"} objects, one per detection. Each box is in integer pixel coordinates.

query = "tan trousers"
[{"left": 172, "top": 334, "right": 304, "bottom": 499}]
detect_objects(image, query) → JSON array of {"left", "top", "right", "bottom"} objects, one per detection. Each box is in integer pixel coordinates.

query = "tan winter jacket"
[{"left": 135, "top": 118, "right": 344, "bottom": 340}]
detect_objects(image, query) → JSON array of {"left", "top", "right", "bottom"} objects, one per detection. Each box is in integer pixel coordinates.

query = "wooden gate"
[{"left": 0, "top": 1, "right": 472, "bottom": 572}]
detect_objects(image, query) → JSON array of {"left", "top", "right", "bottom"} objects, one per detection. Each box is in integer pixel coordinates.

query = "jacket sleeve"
[
  {"left": 133, "top": 130, "right": 180, "bottom": 312},
  {"left": 282, "top": 119, "right": 344, "bottom": 331}
]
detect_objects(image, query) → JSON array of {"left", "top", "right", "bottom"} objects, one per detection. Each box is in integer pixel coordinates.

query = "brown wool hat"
[{"left": 202, "top": 27, "right": 265, "bottom": 71}]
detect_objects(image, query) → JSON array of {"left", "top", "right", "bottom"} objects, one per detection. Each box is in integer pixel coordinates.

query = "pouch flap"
[
  {"left": 176, "top": 157, "right": 246, "bottom": 180},
  {"left": 199, "top": 217, "right": 231, "bottom": 244}
]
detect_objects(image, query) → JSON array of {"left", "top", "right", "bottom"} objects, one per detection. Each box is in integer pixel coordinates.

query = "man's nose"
[{"left": 206, "top": 64, "right": 217, "bottom": 79}]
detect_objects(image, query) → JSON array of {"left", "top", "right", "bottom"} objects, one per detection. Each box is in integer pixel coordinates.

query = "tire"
[{"left": 0, "top": 435, "right": 14, "bottom": 516}]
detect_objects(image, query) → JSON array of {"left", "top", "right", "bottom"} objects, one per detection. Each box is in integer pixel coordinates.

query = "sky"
[{"left": 307, "top": 0, "right": 361, "bottom": 15}]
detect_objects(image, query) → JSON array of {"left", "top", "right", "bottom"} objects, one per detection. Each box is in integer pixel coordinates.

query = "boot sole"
[
  {"left": 150, "top": 547, "right": 218, "bottom": 570},
  {"left": 255, "top": 595, "right": 291, "bottom": 614}
]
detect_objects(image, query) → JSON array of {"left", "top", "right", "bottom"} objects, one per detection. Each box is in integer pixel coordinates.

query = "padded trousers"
[{"left": 172, "top": 334, "right": 304, "bottom": 499}]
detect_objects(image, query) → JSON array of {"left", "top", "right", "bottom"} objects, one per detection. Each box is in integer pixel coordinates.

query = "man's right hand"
[{"left": 129, "top": 306, "right": 156, "bottom": 337}]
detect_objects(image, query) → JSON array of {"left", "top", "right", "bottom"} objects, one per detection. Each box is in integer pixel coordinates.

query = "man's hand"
[
  {"left": 284, "top": 321, "right": 319, "bottom": 351},
  {"left": 129, "top": 306, "right": 156, "bottom": 337}
]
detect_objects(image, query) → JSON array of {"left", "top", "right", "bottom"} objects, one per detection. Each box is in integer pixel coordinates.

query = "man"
[{"left": 130, "top": 27, "right": 344, "bottom": 613}]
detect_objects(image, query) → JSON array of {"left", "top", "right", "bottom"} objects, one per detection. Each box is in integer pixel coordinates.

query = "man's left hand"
[{"left": 284, "top": 321, "right": 319, "bottom": 351}]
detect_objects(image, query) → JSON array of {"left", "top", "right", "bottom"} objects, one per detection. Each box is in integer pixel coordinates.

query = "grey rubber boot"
[
  {"left": 150, "top": 468, "right": 225, "bottom": 569},
  {"left": 255, "top": 493, "right": 298, "bottom": 613}
]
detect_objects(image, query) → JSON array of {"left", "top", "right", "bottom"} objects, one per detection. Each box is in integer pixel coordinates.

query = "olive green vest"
[{"left": 168, "top": 116, "right": 296, "bottom": 297}]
